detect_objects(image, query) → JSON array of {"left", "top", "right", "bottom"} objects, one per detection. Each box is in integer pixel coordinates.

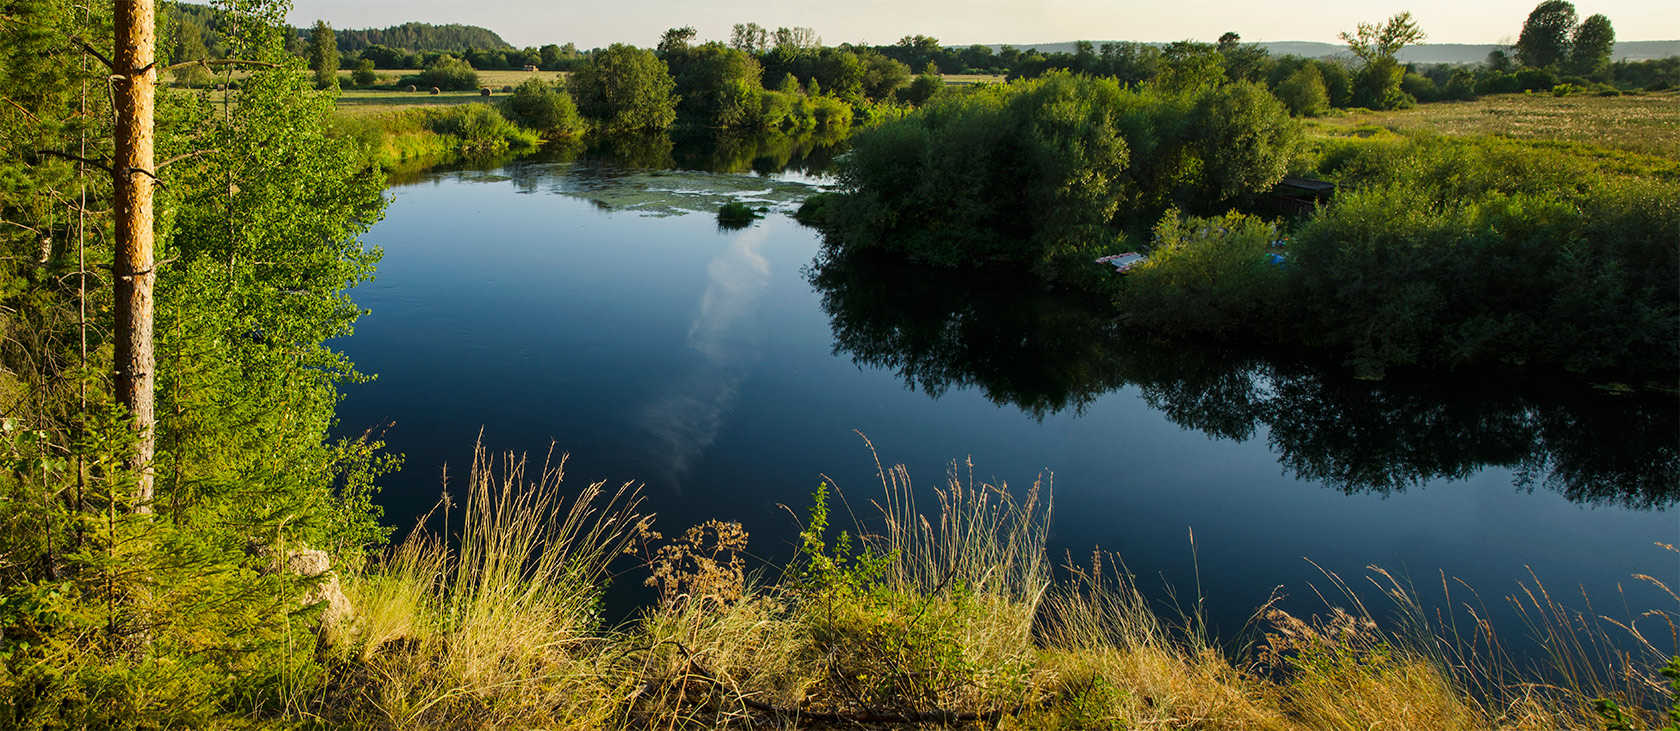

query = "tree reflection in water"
[{"left": 810, "top": 248, "right": 1678, "bottom": 510}]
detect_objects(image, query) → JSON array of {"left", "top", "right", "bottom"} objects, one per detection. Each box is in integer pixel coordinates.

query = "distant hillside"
[
  {"left": 993, "top": 40, "right": 1679, "bottom": 63},
  {"left": 329, "top": 22, "right": 512, "bottom": 53}
]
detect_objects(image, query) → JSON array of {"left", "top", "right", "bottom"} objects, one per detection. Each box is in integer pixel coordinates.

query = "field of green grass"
[
  {"left": 329, "top": 69, "right": 564, "bottom": 118},
  {"left": 942, "top": 73, "right": 1007, "bottom": 86},
  {"left": 333, "top": 88, "right": 490, "bottom": 117},
  {"left": 1310, "top": 91, "right": 1680, "bottom": 158}
]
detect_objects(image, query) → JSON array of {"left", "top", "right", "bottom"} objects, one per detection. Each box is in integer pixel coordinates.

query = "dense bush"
[
  {"left": 1275, "top": 65, "right": 1330, "bottom": 117},
  {"left": 351, "top": 57, "right": 377, "bottom": 86},
  {"left": 426, "top": 104, "right": 541, "bottom": 155},
  {"left": 501, "top": 78, "right": 585, "bottom": 137},
  {"left": 820, "top": 73, "right": 1298, "bottom": 272},
  {"left": 1118, "top": 211, "right": 1287, "bottom": 338},
  {"left": 417, "top": 53, "right": 478, "bottom": 91},
  {"left": 1117, "top": 134, "right": 1680, "bottom": 376}
]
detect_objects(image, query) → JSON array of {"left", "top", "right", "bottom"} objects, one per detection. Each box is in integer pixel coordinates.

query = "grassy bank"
[
  {"left": 297, "top": 444, "right": 1679, "bottom": 729},
  {"left": 332, "top": 104, "right": 542, "bottom": 170},
  {"left": 804, "top": 75, "right": 1679, "bottom": 380}
]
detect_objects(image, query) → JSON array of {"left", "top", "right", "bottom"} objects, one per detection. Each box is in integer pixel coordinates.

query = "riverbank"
[
  {"left": 305, "top": 444, "right": 1677, "bottom": 730},
  {"left": 802, "top": 77, "right": 1680, "bottom": 381}
]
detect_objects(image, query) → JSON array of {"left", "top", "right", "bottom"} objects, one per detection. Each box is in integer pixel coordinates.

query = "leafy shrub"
[
  {"left": 1292, "top": 136, "right": 1679, "bottom": 375},
  {"left": 824, "top": 73, "right": 1297, "bottom": 272},
  {"left": 1516, "top": 67, "right": 1558, "bottom": 92},
  {"left": 1475, "top": 70, "right": 1522, "bottom": 95},
  {"left": 501, "top": 78, "right": 584, "bottom": 137},
  {"left": 1275, "top": 64, "right": 1330, "bottom": 117},
  {"left": 793, "top": 192, "right": 833, "bottom": 227},
  {"left": 899, "top": 72, "right": 943, "bottom": 107},
  {"left": 1116, "top": 210, "right": 1287, "bottom": 338},
  {"left": 1109, "top": 134, "right": 1680, "bottom": 376},
  {"left": 427, "top": 104, "right": 540, "bottom": 155},
  {"left": 417, "top": 54, "right": 478, "bottom": 91},
  {"left": 351, "top": 58, "right": 376, "bottom": 87}
]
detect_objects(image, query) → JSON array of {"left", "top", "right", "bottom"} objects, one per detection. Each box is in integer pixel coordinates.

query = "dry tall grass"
[
  {"left": 315, "top": 444, "right": 1679, "bottom": 730},
  {"left": 321, "top": 443, "right": 647, "bottom": 728}
]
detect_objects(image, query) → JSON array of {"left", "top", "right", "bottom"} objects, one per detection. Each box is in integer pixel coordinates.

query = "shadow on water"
[{"left": 809, "top": 248, "right": 1680, "bottom": 510}]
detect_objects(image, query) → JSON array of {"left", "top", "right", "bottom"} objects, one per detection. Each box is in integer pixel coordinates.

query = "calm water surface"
[{"left": 338, "top": 142, "right": 1678, "bottom": 643}]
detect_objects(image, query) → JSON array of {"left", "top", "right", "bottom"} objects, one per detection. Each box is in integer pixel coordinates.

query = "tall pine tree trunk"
[{"left": 113, "top": 0, "right": 156, "bottom": 512}]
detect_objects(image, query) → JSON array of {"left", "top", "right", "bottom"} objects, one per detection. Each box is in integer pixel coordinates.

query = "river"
[{"left": 336, "top": 137, "right": 1678, "bottom": 647}]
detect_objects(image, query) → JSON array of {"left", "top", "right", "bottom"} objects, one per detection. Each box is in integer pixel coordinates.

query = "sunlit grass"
[
  {"left": 941, "top": 73, "right": 1007, "bottom": 86},
  {"left": 318, "top": 443, "right": 1679, "bottom": 729},
  {"left": 1309, "top": 91, "right": 1680, "bottom": 159}
]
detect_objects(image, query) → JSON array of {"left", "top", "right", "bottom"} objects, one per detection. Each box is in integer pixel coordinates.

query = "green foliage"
[
  {"left": 667, "top": 42, "right": 765, "bottom": 129},
  {"left": 1191, "top": 82, "right": 1300, "bottom": 205},
  {"left": 567, "top": 44, "right": 677, "bottom": 133},
  {"left": 1340, "top": 13, "right": 1425, "bottom": 110},
  {"left": 425, "top": 104, "right": 540, "bottom": 155},
  {"left": 1568, "top": 13, "right": 1615, "bottom": 80},
  {"left": 1276, "top": 64, "right": 1330, "bottom": 117},
  {"left": 715, "top": 201, "right": 764, "bottom": 228},
  {"left": 416, "top": 53, "right": 478, "bottom": 91},
  {"left": 823, "top": 72, "right": 1298, "bottom": 272},
  {"left": 1116, "top": 211, "right": 1286, "bottom": 338},
  {"left": 501, "top": 78, "right": 585, "bottom": 137},
  {"left": 796, "top": 482, "right": 891, "bottom": 597},
  {"left": 1156, "top": 41, "right": 1227, "bottom": 94},
  {"left": 1517, "top": 0, "right": 1578, "bottom": 70},
  {"left": 168, "top": 18, "right": 211, "bottom": 87},
  {"left": 331, "top": 21, "right": 511, "bottom": 55},
  {"left": 309, "top": 20, "right": 339, "bottom": 89},
  {"left": 0, "top": 3, "right": 395, "bottom": 725},
  {"left": 1619, "top": 655, "right": 1680, "bottom": 731},
  {"left": 794, "top": 191, "right": 834, "bottom": 227},
  {"left": 790, "top": 482, "right": 1031, "bottom": 716},
  {"left": 1117, "top": 133, "right": 1680, "bottom": 377},
  {"left": 900, "top": 71, "right": 943, "bottom": 106},
  {"left": 351, "top": 57, "right": 377, "bottom": 86}
]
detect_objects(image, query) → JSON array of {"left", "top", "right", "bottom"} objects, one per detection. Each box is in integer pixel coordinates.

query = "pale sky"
[{"left": 285, "top": 0, "right": 1678, "bottom": 50}]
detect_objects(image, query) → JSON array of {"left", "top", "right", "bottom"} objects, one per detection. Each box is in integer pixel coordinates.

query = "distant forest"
[
  {"left": 326, "top": 22, "right": 512, "bottom": 53},
  {"left": 163, "top": 1, "right": 1679, "bottom": 91},
  {"left": 164, "top": 5, "right": 511, "bottom": 61},
  {"left": 1011, "top": 40, "right": 1680, "bottom": 64}
]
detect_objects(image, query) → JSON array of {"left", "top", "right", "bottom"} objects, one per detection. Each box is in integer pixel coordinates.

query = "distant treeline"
[{"left": 328, "top": 22, "right": 510, "bottom": 54}]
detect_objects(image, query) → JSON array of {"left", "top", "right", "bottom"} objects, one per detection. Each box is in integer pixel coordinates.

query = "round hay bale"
[
  {"left": 430, "top": 86, "right": 440, "bottom": 95},
  {"left": 502, "top": 85, "right": 514, "bottom": 93},
  {"left": 404, "top": 84, "right": 416, "bottom": 92},
  {"left": 480, "top": 87, "right": 492, "bottom": 97}
]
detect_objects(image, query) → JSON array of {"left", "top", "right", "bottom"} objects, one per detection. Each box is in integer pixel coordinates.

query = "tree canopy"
[
  {"left": 1516, "top": 0, "right": 1579, "bottom": 69},
  {"left": 568, "top": 44, "right": 678, "bottom": 133}
]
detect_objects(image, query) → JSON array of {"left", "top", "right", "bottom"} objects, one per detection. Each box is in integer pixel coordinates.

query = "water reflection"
[
  {"left": 810, "top": 249, "right": 1680, "bottom": 509},
  {"left": 638, "top": 225, "right": 774, "bottom": 487},
  {"left": 382, "top": 128, "right": 847, "bottom": 188}
]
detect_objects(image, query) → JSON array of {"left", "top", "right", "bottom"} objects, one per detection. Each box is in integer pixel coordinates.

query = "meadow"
[{"left": 1310, "top": 90, "right": 1680, "bottom": 158}]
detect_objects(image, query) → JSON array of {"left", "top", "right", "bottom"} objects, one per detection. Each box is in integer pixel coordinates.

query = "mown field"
[
  {"left": 326, "top": 69, "right": 560, "bottom": 117},
  {"left": 1310, "top": 91, "right": 1680, "bottom": 158}
]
